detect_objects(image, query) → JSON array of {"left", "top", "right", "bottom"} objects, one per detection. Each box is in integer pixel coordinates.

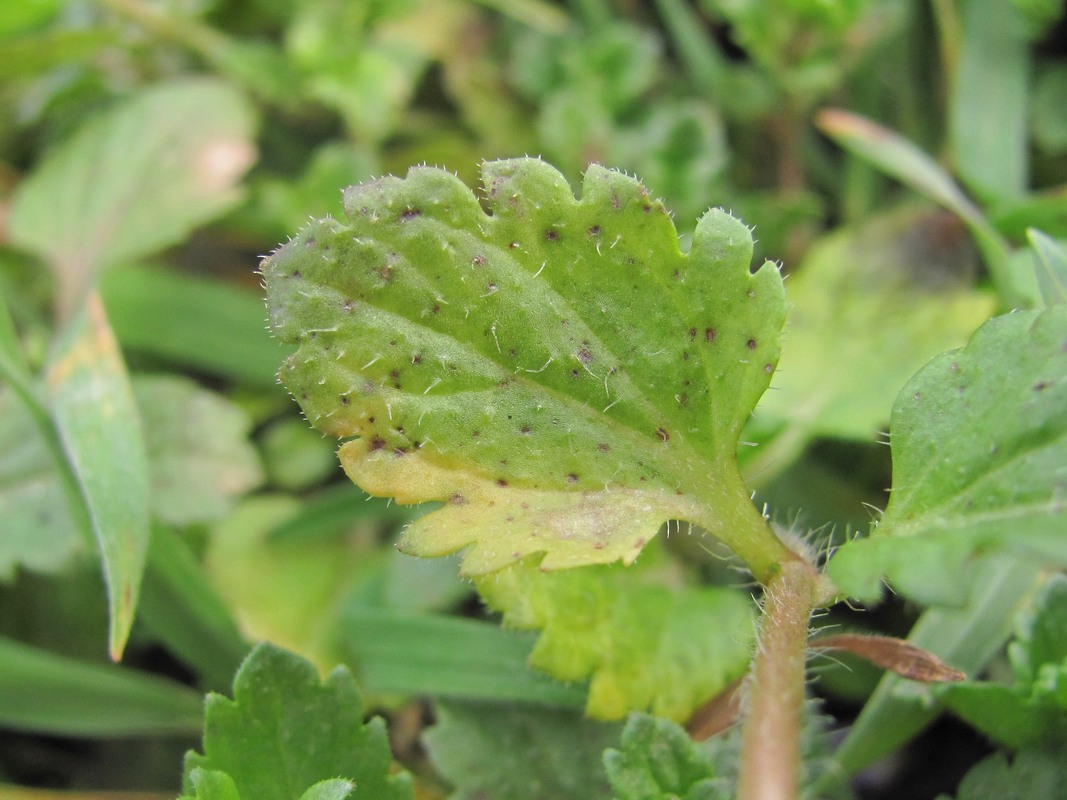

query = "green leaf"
[
  {"left": 423, "top": 701, "right": 620, "bottom": 800},
  {"left": 603, "top": 713, "right": 722, "bottom": 800},
  {"left": 8, "top": 79, "right": 256, "bottom": 318},
  {"left": 0, "top": 635, "right": 203, "bottom": 737},
  {"left": 1028, "top": 229, "right": 1067, "bottom": 307},
  {"left": 264, "top": 158, "right": 789, "bottom": 580},
  {"left": 939, "top": 575, "right": 1067, "bottom": 750},
  {"left": 828, "top": 306, "right": 1067, "bottom": 605},
  {"left": 950, "top": 747, "right": 1067, "bottom": 800},
  {"left": 134, "top": 375, "right": 263, "bottom": 526},
  {"left": 333, "top": 606, "right": 588, "bottom": 708},
  {"left": 183, "top": 768, "right": 242, "bottom": 800},
  {"left": 101, "top": 265, "right": 290, "bottom": 389},
  {"left": 751, "top": 206, "right": 995, "bottom": 446},
  {"left": 183, "top": 643, "right": 412, "bottom": 800},
  {"left": 815, "top": 110, "right": 1023, "bottom": 308},
  {"left": 949, "top": 0, "right": 1030, "bottom": 202},
  {"left": 474, "top": 547, "right": 755, "bottom": 721},
  {"left": 46, "top": 293, "right": 150, "bottom": 660}
]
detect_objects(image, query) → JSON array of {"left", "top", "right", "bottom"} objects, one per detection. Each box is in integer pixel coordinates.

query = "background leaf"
[
  {"left": 264, "top": 157, "right": 789, "bottom": 578},
  {"left": 829, "top": 306, "right": 1067, "bottom": 605},
  {"left": 46, "top": 293, "right": 150, "bottom": 660},
  {"left": 423, "top": 701, "right": 620, "bottom": 800},
  {"left": 474, "top": 546, "right": 755, "bottom": 721},
  {"left": 8, "top": 79, "right": 256, "bottom": 318}
]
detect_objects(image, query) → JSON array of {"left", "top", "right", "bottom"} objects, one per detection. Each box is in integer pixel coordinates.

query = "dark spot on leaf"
[
  {"left": 471, "top": 430, "right": 480, "bottom": 439},
  {"left": 431, "top": 304, "right": 440, "bottom": 314},
  {"left": 656, "top": 427, "right": 670, "bottom": 442},
  {"left": 682, "top": 351, "right": 689, "bottom": 361},
  {"left": 1034, "top": 381, "right": 1050, "bottom": 391},
  {"left": 291, "top": 270, "right": 302, "bottom": 279},
  {"left": 449, "top": 493, "right": 466, "bottom": 505},
  {"left": 496, "top": 478, "right": 508, "bottom": 487},
  {"left": 379, "top": 265, "right": 394, "bottom": 283},
  {"left": 412, "top": 354, "right": 423, "bottom": 365},
  {"left": 570, "top": 369, "right": 580, "bottom": 379},
  {"left": 588, "top": 225, "right": 601, "bottom": 236},
  {"left": 340, "top": 396, "right": 350, "bottom": 405},
  {"left": 400, "top": 207, "right": 421, "bottom": 221},
  {"left": 577, "top": 345, "right": 593, "bottom": 364},
  {"left": 343, "top": 299, "right": 355, "bottom": 313},
  {"left": 369, "top": 437, "right": 386, "bottom": 451},
  {"left": 597, "top": 443, "right": 610, "bottom": 452},
  {"left": 390, "top": 369, "right": 400, "bottom": 381},
  {"left": 486, "top": 282, "right": 497, "bottom": 293},
  {"left": 705, "top": 327, "right": 717, "bottom": 343},
  {"left": 747, "top": 289, "right": 756, "bottom": 298},
  {"left": 595, "top": 541, "right": 606, "bottom": 549},
  {"left": 508, "top": 241, "right": 520, "bottom": 249},
  {"left": 472, "top": 254, "right": 487, "bottom": 267},
  {"left": 679, "top": 393, "right": 689, "bottom": 406},
  {"left": 764, "top": 363, "right": 775, "bottom": 374},
  {"left": 368, "top": 416, "right": 376, "bottom": 423},
  {"left": 305, "top": 237, "right": 316, "bottom": 247},
  {"left": 508, "top": 348, "right": 517, "bottom": 357},
  {"left": 747, "top": 338, "right": 758, "bottom": 350},
  {"left": 688, "top": 327, "right": 697, "bottom": 341},
  {"left": 520, "top": 425, "right": 531, "bottom": 434},
  {"left": 545, "top": 228, "right": 559, "bottom": 241},
  {"left": 566, "top": 473, "right": 578, "bottom": 484},
  {"left": 643, "top": 204, "right": 652, "bottom": 213}
]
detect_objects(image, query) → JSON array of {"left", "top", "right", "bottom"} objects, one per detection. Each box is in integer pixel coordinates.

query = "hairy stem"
[{"left": 737, "top": 560, "right": 819, "bottom": 800}]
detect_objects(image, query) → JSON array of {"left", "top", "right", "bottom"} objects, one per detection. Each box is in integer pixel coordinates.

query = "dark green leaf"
[
  {"left": 183, "top": 643, "right": 412, "bottom": 800},
  {"left": 424, "top": 701, "right": 620, "bottom": 800}
]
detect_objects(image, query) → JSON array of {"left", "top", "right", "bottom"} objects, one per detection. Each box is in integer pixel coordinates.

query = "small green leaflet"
[
  {"left": 829, "top": 306, "right": 1067, "bottom": 605},
  {"left": 264, "top": 158, "right": 788, "bottom": 578},
  {"left": 182, "top": 642, "right": 411, "bottom": 800},
  {"left": 604, "top": 713, "right": 723, "bottom": 800}
]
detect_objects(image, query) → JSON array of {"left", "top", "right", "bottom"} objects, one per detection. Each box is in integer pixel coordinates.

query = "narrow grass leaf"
[
  {"left": 1028, "top": 229, "right": 1067, "bottom": 307},
  {"left": 46, "top": 293, "right": 150, "bottom": 660}
]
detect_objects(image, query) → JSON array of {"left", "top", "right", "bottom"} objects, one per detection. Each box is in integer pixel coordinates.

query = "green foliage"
[
  {"left": 424, "top": 701, "right": 620, "bottom": 800},
  {"left": 829, "top": 306, "right": 1067, "bottom": 605},
  {"left": 182, "top": 642, "right": 412, "bottom": 800},
  {"left": 604, "top": 713, "right": 723, "bottom": 800},
  {"left": 940, "top": 575, "right": 1067, "bottom": 750},
  {"left": 3, "top": 0, "right": 1067, "bottom": 796},
  {"left": 264, "top": 157, "right": 788, "bottom": 579},
  {"left": 475, "top": 550, "right": 754, "bottom": 721}
]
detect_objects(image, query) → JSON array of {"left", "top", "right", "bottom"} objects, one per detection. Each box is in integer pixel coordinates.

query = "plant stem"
[{"left": 736, "top": 559, "right": 819, "bottom": 800}]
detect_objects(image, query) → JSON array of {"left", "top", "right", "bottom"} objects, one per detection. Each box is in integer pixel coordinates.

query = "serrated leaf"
[
  {"left": 423, "top": 701, "right": 620, "bottom": 800},
  {"left": 950, "top": 747, "right": 1067, "bottom": 800},
  {"left": 829, "top": 307, "right": 1067, "bottom": 604},
  {"left": 474, "top": 546, "right": 755, "bottom": 721},
  {"left": 9, "top": 79, "right": 256, "bottom": 318},
  {"left": 603, "top": 713, "right": 723, "bottom": 800},
  {"left": 264, "top": 158, "right": 788, "bottom": 579},
  {"left": 183, "top": 642, "right": 412, "bottom": 800}
]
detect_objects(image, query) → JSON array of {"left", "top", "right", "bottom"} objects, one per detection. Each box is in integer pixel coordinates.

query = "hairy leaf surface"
[
  {"left": 475, "top": 548, "right": 754, "bottom": 720},
  {"left": 183, "top": 643, "right": 411, "bottom": 800},
  {"left": 424, "top": 701, "right": 619, "bottom": 800},
  {"left": 830, "top": 307, "right": 1067, "bottom": 604},
  {"left": 264, "top": 158, "right": 787, "bottom": 577}
]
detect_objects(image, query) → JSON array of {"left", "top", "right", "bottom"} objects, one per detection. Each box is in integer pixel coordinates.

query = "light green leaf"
[
  {"left": 183, "top": 643, "right": 412, "bottom": 800},
  {"left": 300, "top": 780, "right": 357, "bottom": 800},
  {"left": 8, "top": 79, "right": 255, "bottom": 318},
  {"left": 1028, "top": 229, "right": 1067, "bottom": 307},
  {"left": 603, "top": 713, "right": 722, "bottom": 800},
  {"left": 752, "top": 206, "right": 995, "bottom": 447},
  {"left": 134, "top": 375, "right": 263, "bottom": 525},
  {"left": 183, "top": 768, "right": 242, "bottom": 800},
  {"left": 0, "top": 635, "right": 203, "bottom": 737},
  {"left": 829, "top": 306, "right": 1067, "bottom": 605},
  {"left": 46, "top": 293, "right": 150, "bottom": 660},
  {"left": 424, "top": 701, "right": 620, "bottom": 800},
  {"left": 264, "top": 158, "right": 790, "bottom": 580},
  {"left": 475, "top": 546, "right": 755, "bottom": 721}
]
